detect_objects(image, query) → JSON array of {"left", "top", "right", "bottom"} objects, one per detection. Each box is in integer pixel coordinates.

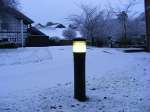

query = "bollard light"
[
  {"left": 73, "top": 38, "right": 87, "bottom": 101},
  {"left": 73, "top": 40, "right": 86, "bottom": 53}
]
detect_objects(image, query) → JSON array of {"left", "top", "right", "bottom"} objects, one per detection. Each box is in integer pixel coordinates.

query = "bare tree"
[
  {"left": 127, "top": 13, "right": 146, "bottom": 37},
  {"left": 68, "top": 5, "right": 107, "bottom": 46},
  {"left": 67, "top": 1, "right": 142, "bottom": 47},
  {"left": 117, "top": 11, "right": 128, "bottom": 39},
  {"left": 0, "top": 0, "right": 19, "bottom": 11},
  {"left": 0, "top": 0, "right": 19, "bottom": 26},
  {"left": 63, "top": 28, "right": 77, "bottom": 40},
  {"left": 108, "top": 0, "right": 138, "bottom": 39}
]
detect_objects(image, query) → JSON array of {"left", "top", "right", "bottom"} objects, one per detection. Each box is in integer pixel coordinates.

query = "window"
[{"left": 1, "top": 23, "right": 9, "bottom": 30}]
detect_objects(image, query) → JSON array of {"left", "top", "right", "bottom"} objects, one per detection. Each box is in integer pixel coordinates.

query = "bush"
[
  {"left": 117, "top": 37, "right": 132, "bottom": 47},
  {"left": 48, "top": 37, "right": 61, "bottom": 46},
  {"left": 94, "top": 37, "right": 107, "bottom": 47},
  {"left": 0, "top": 43, "right": 18, "bottom": 48},
  {"left": 63, "top": 28, "right": 77, "bottom": 40},
  {"left": 49, "top": 37, "right": 60, "bottom": 42}
]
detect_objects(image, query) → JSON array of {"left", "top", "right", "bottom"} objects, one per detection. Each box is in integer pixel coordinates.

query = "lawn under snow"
[{"left": 0, "top": 46, "right": 150, "bottom": 112}]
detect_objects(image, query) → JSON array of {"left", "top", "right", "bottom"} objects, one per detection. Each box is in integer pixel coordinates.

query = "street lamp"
[{"left": 73, "top": 38, "right": 87, "bottom": 101}]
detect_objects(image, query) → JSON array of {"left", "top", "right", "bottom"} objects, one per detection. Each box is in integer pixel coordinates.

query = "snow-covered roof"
[{"left": 38, "top": 27, "right": 82, "bottom": 39}]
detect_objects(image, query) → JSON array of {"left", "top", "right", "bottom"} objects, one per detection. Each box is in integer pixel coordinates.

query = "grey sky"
[{"left": 20, "top": 0, "right": 144, "bottom": 25}]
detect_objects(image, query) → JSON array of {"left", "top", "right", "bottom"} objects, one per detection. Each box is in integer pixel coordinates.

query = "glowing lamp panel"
[{"left": 73, "top": 41, "right": 86, "bottom": 53}]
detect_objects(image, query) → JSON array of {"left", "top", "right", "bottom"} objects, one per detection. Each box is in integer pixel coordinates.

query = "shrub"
[
  {"left": 49, "top": 37, "right": 60, "bottom": 42},
  {"left": 117, "top": 37, "right": 132, "bottom": 47},
  {"left": 63, "top": 28, "right": 77, "bottom": 40},
  {"left": 95, "top": 37, "right": 107, "bottom": 47},
  {"left": 26, "top": 36, "right": 50, "bottom": 47},
  {"left": 0, "top": 43, "right": 18, "bottom": 48}
]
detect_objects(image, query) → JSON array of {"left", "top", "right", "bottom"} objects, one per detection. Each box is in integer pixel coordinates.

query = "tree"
[
  {"left": 117, "top": 11, "right": 128, "bottom": 39},
  {"left": 108, "top": 0, "right": 138, "bottom": 39},
  {"left": 68, "top": 5, "right": 107, "bottom": 46},
  {"left": 0, "top": 0, "right": 19, "bottom": 26},
  {"left": 67, "top": 1, "right": 144, "bottom": 47},
  {"left": 127, "top": 13, "right": 146, "bottom": 37},
  {"left": 0, "top": 0, "right": 19, "bottom": 12},
  {"left": 63, "top": 28, "right": 77, "bottom": 40}
]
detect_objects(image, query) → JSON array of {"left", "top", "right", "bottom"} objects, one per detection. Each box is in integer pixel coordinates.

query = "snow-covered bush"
[{"left": 63, "top": 28, "right": 77, "bottom": 40}]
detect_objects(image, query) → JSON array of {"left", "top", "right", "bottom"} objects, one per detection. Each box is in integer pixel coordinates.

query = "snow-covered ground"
[{"left": 0, "top": 46, "right": 150, "bottom": 112}]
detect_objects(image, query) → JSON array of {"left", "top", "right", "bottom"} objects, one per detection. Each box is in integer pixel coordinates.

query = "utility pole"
[{"left": 145, "top": 0, "right": 150, "bottom": 52}]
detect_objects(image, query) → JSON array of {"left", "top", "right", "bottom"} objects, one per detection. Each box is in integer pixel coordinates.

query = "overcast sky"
[{"left": 20, "top": 0, "right": 144, "bottom": 25}]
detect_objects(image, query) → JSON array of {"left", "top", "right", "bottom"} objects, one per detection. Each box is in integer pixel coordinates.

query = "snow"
[
  {"left": 0, "top": 46, "right": 150, "bottom": 112},
  {"left": 39, "top": 27, "right": 65, "bottom": 39},
  {"left": 39, "top": 27, "right": 82, "bottom": 39}
]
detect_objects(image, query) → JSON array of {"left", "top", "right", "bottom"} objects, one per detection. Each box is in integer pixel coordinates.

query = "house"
[
  {"left": 35, "top": 23, "right": 81, "bottom": 39},
  {"left": 26, "top": 27, "right": 50, "bottom": 47},
  {"left": 0, "top": 7, "right": 47, "bottom": 47},
  {"left": 55, "top": 24, "right": 66, "bottom": 28}
]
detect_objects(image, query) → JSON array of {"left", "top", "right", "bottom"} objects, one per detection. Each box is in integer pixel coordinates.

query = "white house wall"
[{"left": 0, "top": 13, "right": 28, "bottom": 45}]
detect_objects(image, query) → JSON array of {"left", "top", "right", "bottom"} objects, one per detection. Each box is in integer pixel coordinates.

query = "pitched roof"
[
  {"left": 6, "top": 7, "right": 34, "bottom": 24},
  {"left": 29, "top": 27, "right": 47, "bottom": 36}
]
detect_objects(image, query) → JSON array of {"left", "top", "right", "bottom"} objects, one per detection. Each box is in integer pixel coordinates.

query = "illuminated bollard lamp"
[{"left": 73, "top": 38, "right": 87, "bottom": 101}]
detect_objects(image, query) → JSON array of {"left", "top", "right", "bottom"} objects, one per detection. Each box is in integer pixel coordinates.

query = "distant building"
[
  {"left": 38, "top": 26, "right": 81, "bottom": 39},
  {"left": 35, "top": 22, "right": 82, "bottom": 39},
  {"left": 34, "top": 23, "right": 45, "bottom": 29},
  {"left": 55, "top": 24, "right": 66, "bottom": 28}
]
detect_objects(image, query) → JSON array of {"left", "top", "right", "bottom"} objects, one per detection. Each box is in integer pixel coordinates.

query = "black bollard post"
[{"left": 73, "top": 38, "right": 87, "bottom": 101}]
